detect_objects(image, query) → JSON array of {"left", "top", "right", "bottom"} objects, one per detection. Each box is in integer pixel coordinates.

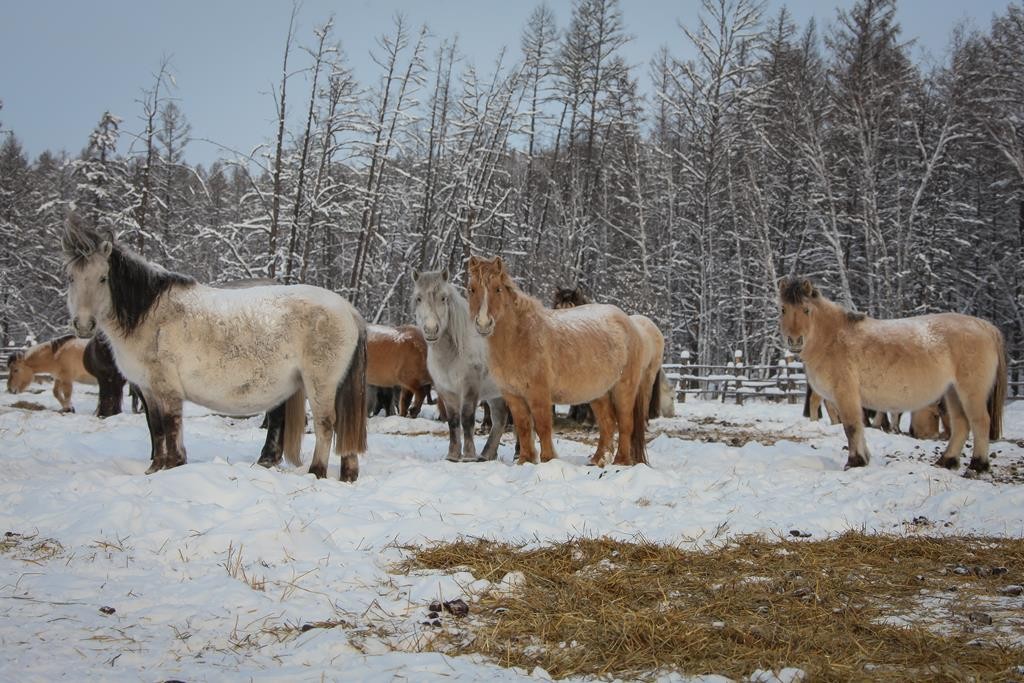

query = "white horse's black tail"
[
  {"left": 989, "top": 330, "right": 1007, "bottom": 441},
  {"left": 335, "top": 322, "right": 368, "bottom": 459}
]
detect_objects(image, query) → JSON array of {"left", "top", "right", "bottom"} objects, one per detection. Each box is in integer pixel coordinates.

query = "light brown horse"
[
  {"left": 6, "top": 335, "right": 95, "bottom": 412},
  {"left": 367, "top": 324, "right": 432, "bottom": 418},
  {"left": 780, "top": 278, "right": 1006, "bottom": 473},
  {"left": 908, "top": 401, "right": 950, "bottom": 440},
  {"left": 468, "top": 255, "right": 650, "bottom": 466}
]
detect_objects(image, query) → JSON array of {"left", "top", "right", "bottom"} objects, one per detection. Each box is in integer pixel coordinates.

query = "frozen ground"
[{"left": 1, "top": 383, "right": 1023, "bottom": 681}]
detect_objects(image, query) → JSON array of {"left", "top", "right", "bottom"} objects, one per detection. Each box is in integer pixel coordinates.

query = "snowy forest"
[{"left": 1, "top": 0, "right": 1023, "bottom": 367}]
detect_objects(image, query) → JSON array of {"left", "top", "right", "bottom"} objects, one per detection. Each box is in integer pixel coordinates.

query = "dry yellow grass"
[{"left": 401, "top": 533, "right": 1024, "bottom": 681}]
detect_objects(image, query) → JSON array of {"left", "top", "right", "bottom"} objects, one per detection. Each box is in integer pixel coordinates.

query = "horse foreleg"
[
  {"left": 438, "top": 390, "right": 462, "bottom": 462},
  {"left": 936, "top": 389, "right": 969, "bottom": 470},
  {"left": 480, "top": 398, "right": 507, "bottom": 461},
  {"left": 460, "top": 391, "right": 480, "bottom": 462},
  {"left": 588, "top": 395, "right": 616, "bottom": 467},
  {"left": 399, "top": 388, "right": 412, "bottom": 417},
  {"left": 258, "top": 402, "right": 287, "bottom": 467},
  {"left": 824, "top": 400, "right": 841, "bottom": 425},
  {"left": 54, "top": 380, "right": 74, "bottom": 413},
  {"left": 160, "top": 397, "right": 187, "bottom": 469},
  {"left": 530, "top": 395, "right": 557, "bottom": 463},
  {"left": 409, "top": 386, "right": 427, "bottom": 419},
  {"left": 140, "top": 392, "right": 163, "bottom": 473},
  {"left": 506, "top": 395, "right": 537, "bottom": 465},
  {"left": 836, "top": 393, "right": 870, "bottom": 469}
]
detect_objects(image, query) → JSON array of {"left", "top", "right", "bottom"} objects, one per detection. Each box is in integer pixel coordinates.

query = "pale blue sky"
[{"left": 0, "top": 1, "right": 1010, "bottom": 166}]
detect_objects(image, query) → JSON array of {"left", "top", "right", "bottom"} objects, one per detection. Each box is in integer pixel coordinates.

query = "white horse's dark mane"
[
  {"left": 108, "top": 244, "right": 195, "bottom": 335},
  {"left": 63, "top": 223, "right": 195, "bottom": 335}
]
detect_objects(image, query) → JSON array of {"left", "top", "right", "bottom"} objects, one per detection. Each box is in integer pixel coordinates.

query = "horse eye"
[
  {"left": 494, "top": 286, "right": 501, "bottom": 293},
  {"left": 803, "top": 307, "right": 809, "bottom": 314},
  {"left": 100, "top": 276, "right": 107, "bottom": 284},
  {"left": 415, "top": 296, "right": 421, "bottom": 304}
]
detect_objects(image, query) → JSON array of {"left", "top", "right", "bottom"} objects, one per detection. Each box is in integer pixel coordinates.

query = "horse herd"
[{"left": 4, "top": 220, "right": 1009, "bottom": 481}]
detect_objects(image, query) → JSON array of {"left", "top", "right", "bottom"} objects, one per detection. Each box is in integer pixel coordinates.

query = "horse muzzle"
[
  {"left": 786, "top": 335, "right": 804, "bottom": 354},
  {"left": 72, "top": 316, "right": 97, "bottom": 338},
  {"left": 474, "top": 320, "right": 495, "bottom": 337}
]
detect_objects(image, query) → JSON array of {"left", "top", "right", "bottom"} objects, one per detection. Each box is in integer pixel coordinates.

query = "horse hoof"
[
  {"left": 308, "top": 464, "right": 327, "bottom": 479},
  {"left": 934, "top": 457, "right": 959, "bottom": 470},
  {"left": 256, "top": 457, "right": 278, "bottom": 468},
  {"left": 967, "top": 458, "right": 990, "bottom": 474},
  {"left": 144, "top": 463, "right": 161, "bottom": 475},
  {"left": 843, "top": 455, "right": 867, "bottom": 470},
  {"left": 445, "top": 455, "right": 461, "bottom": 463}
]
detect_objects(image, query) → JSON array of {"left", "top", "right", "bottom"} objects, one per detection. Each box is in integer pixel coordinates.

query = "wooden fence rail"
[{"left": 4, "top": 346, "right": 1024, "bottom": 404}]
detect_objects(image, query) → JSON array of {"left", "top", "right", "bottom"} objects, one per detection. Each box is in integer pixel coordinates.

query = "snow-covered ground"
[{"left": 2, "top": 382, "right": 1023, "bottom": 681}]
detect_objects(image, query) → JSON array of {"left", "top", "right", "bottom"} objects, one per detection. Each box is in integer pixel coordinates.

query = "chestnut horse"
[
  {"left": 7, "top": 335, "right": 95, "bottom": 412},
  {"left": 780, "top": 278, "right": 1006, "bottom": 473},
  {"left": 367, "top": 324, "right": 432, "bottom": 418},
  {"left": 468, "top": 255, "right": 649, "bottom": 466}
]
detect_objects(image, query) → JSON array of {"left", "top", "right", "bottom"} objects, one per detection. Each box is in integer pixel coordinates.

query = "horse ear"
[
  {"left": 800, "top": 280, "right": 814, "bottom": 298},
  {"left": 494, "top": 256, "right": 504, "bottom": 271},
  {"left": 411, "top": 269, "right": 420, "bottom": 283},
  {"left": 574, "top": 285, "right": 583, "bottom": 297},
  {"left": 468, "top": 255, "right": 480, "bottom": 270},
  {"left": 777, "top": 278, "right": 787, "bottom": 296},
  {"left": 100, "top": 240, "right": 113, "bottom": 258},
  {"left": 441, "top": 268, "right": 450, "bottom": 282}
]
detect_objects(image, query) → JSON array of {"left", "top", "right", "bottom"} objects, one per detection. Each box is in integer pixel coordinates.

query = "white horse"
[
  {"left": 62, "top": 223, "right": 368, "bottom": 481},
  {"left": 411, "top": 269, "right": 508, "bottom": 462}
]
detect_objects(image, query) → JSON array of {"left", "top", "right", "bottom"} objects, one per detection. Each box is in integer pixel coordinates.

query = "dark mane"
[
  {"left": 108, "top": 244, "right": 195, "bottom": 335},
  {"left": 49, "top": 334, "right": 76, "bottom": 353},
  {"left": 779, "top": 278, "right": 818, "bottom": 305},
  {"left": 6, "top": 350, "right": 24, "bottom": 368},
  {"left": 552, "top": 286, "right": 589, "bottom": 309},
  {"left": 846, "top": 311, "right": 866, "bottom": 323}
]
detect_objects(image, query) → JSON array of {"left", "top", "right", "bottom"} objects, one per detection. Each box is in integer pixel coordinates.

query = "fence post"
[
  {"left": 679, "top": 350, "right": 691, "bottom": 403},
  {"left": 733, "top": 350, "right": 744, "bottom": 405}
]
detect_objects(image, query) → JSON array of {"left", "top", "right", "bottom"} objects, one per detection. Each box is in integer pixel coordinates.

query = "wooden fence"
[{"left": 3, "top": 345, "right": 1024, "bottom": 404}]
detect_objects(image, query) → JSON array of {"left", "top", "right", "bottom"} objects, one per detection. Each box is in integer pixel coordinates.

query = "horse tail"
[
  {"left": 632, "top": 380, "right": 649, "bottom": 466},
  {"left": 282, "top": 387, "right": 306, "bottom": 467},
  {"left": 335, "top": 320, "right": 368, "bottom": 457},
  {"left": 989, "top": 329, "right": 1007, "bottom": 441},
  {"left": 647, "top": 368, "right": 664, "bottom": 420}
]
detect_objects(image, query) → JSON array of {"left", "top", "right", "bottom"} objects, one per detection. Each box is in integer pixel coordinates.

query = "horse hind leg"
[
  {"left": 588, "top": 395, "right": 617, "bottom": 467},
  {"left": 958, "top": 385, "right": 993, "bottom": 474},
  {"left": 936, "top": 388, "right": 969, "bottom": 470},
  {"left": 610, "top": 384, "right": 637, "bottom": 466}
]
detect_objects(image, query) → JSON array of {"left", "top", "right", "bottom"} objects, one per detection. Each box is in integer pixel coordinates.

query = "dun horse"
[
  {"left": 367, "top": 324, "right": 433, "bottom": 418},
  {"left": 780, "top": 278, "right": 1006, "bottom": 473},
  {"left": 469, "top": 255, "right": 650, "bottom": 466},
  {"left": 411, "top": 269, "right": 508, "bottom": 462},
  {"left": 63, "top": 223, "right": 367, "bottom": 480},
  {"left": 551, "top": 286, "right": 594, "bottom": 424},
  {"left": 7, "top": 335, "right": 95, "bottom": 412}
]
